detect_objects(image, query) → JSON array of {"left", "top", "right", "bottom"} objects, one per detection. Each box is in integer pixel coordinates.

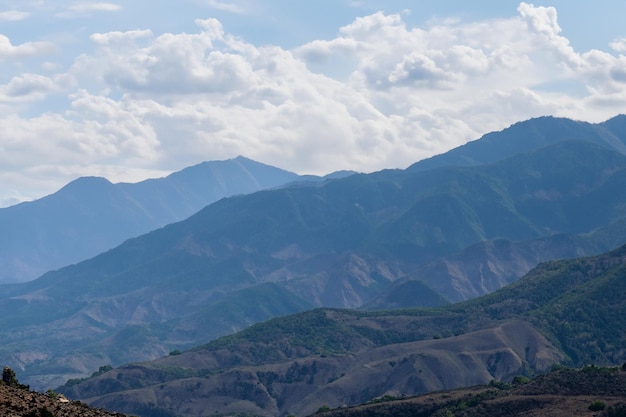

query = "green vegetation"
[
  {"left": 368, "top": 394, "right": 404, "bottom": 404},
  {"left": 45, "top": 389, "right": 58, "bottom": 399},
  {"left": 2, "top": 366, "right": 29, "bottom": 390},
  {"left": 511, "top": 375, "right": 530, "bottom": 385},
  {"left": 2, "top": 366, "right": 18, "bottom": 386},
  {"left": 63, "top": 365, "right": 113, "bottom": 387},
  {"left": 590, "top": 401, "right": 607, "bottom": 411},
  {"left": 204, "top": 309, "right": 364, "bottom": 363},
  {"left": 441, "top": 244, "right": 626, "bottom": 367}
]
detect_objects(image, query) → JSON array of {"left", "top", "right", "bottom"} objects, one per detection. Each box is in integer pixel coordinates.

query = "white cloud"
[
  {"left": 296, "top": 2, "right": 626, "bottom": 127},
  {"left": 57, "top": 2, "right": 122, "bottom": 18},
  {"left": 205, "top": 0, "right": 245, "bottom": 14},
  {"left": 90, "top": 29, "right": 153, "bottom": 45},
  {"left": 0, "top": 10, "right": 30, "bottom": 21},
  {"left": 0, "top": 35, "right": 55, "bottom": 61},
  {"left": 2, "top": 74, "right": 61, "bottom": 100},
  {"left": 69, "top": 2, "right": 122, "bottom": 12},
  {"left": 610, "top": 38, "right": 626, "bottom": 54},
  {"left": 77, "top": 20, "right": 230, "bottom": 94}
]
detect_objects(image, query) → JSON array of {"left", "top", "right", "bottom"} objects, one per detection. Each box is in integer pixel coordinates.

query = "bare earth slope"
[
  {"left": 316, "top": 365, "right": 626, "bottom": 417},
  {"left": 0, "top": 382, "right": 127, "bottom": 417},
  {"left": 63, "top": 320, "right": 562, "bottom": 417}
]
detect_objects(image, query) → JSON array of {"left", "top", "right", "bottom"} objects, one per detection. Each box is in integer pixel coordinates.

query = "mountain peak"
[{"left": 56, "top": 176, "right": 114, "bottom": 195}]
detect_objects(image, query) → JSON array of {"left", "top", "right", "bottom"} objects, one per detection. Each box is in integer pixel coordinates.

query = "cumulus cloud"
[
  {"left": 2, "top": 74, "right": 61, "bottom": 100},
  {"left": 78, "top": 20, "right": 230, "bottom": 94},
  {"left": 1, "top": 2, "right": 626, "bottom": 206},
  {"left": 610, "top": 38, "right": 626, "bottom": 54},
  {"left": 0, "top": 35, "right": 55, "bottom": 61},
  {"left": 296, "top": 2, "right": 626, "bottom": 126}
]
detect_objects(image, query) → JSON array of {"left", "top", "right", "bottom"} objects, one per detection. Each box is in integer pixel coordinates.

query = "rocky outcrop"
[{"left": 0, "top": 381, "right": 127, "bottom": 417}]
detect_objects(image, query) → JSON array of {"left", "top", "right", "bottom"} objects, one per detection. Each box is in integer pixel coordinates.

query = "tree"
[{"left": 2, "top": 366, "right": 18, "bottom": 387}]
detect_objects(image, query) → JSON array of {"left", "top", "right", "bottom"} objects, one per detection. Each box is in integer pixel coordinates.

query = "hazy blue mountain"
[
  {"left": 0, "top": 156, "right": 339, "bottom": 283},
  {"left": 408, "top": 114, "right": 626, "bottom": 172},
  {"left": 59, "top": 244, "right": 626, "bottom": 417},
  {"left": 2, "top": 127, "right": 626, "bottom": 389}
]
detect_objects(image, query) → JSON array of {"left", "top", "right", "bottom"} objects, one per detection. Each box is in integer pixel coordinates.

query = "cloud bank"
[{"left": 0, "top": 2, "right": 625, "bottom": 206}]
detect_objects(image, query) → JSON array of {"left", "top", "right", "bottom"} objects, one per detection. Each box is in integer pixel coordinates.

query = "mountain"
[
  {"left": 0, "top": 156, "right": 332, "bottom": 283},
  {"left": 3, "top": 116, "right": 626, "bottom": 389},
  {"left": 58, "top": 244, "right": 626, "bottom": 417},
  {"left": 408, "top": 114, "right": 626, "bottom": 171},
  {"left": 365, "top": 231, "right": 610, "bottom": 306}
]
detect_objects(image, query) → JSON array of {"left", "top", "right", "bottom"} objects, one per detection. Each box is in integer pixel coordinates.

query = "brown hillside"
[
  {"left": 67, "top": 320, "right": 563, "bottom": 417},
  {"left": 0, "top": 381, "right": 127, "bottom": 417},
  {"left": 315, "top": 366, "right": 626, "bottom": 417}
]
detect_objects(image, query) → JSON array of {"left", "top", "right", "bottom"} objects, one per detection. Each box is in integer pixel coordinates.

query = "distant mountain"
[
  {"left": 365, "top": 230, "right": 610, "bottom": 307},
  {"left": 59, "top": 244, "right": 626, "bottom": 417},
  {"left": 0, "top": 156, "right": 347, "bottom": 283},
  {"left": 408, "top": 114, "right": 626, "bottom": 171}
]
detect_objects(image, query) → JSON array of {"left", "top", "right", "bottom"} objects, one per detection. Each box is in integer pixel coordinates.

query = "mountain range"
[
  {"left": 1, "top": 115, "right": 626, "bottom": 394},
  {"left": 0, "top": 156, "right": 348, "bottom": 283},
  {"left": 58, "top": 243, "right": 626, "bottom": 417}
]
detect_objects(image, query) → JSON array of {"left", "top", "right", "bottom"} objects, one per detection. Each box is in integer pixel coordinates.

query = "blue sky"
[{"left": 1, "top": 1, "right": 625, "bottom": 206}]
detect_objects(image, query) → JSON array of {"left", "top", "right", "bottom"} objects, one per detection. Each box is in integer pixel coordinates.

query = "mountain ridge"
[
  {"left": 0, "top": 156, "right": 345, "bottom": 283},
  {"left": 408, "top": 115, "right": 626, "bottom": 172}
]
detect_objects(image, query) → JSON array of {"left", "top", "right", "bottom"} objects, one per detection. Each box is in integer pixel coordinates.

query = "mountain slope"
[
  {"left": 60, "top": 244, "right": 626, "bottom": 417},
  {"left": 316, "top": 365, "right": 626, "bottom": 417},
  {"left": 0, "top": 379, "right": 128, "bottom": 417},
  {"left": 368, "top": 215, "right": 626, "bottom": 306},
  {"left": 0, "top": 156, "right": 308, "bottom": 283}
]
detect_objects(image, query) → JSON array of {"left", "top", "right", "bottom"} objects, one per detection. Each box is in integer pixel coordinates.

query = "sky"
[{"left": 1, "top": 1, "right": 626, "bottom": 207}]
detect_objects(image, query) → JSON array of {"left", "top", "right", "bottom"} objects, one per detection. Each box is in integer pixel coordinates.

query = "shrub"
[
  {"left": 489, "top": 379, "right": 511, "bottom": 390},
  {"left": 2, "top": 366, "right": 30, "bottom": 390},
  {"left": 2, "top": 366, "right": 19, "bottom": 387},
  {"left": 589, "top": 401, "right": 606, "bottom": 411},
  {"left": 45, "top": 389, "right": 58, "bottom": 399},
  {"left": 512, "top": 375, "right": 531, "bottom": 385}
]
